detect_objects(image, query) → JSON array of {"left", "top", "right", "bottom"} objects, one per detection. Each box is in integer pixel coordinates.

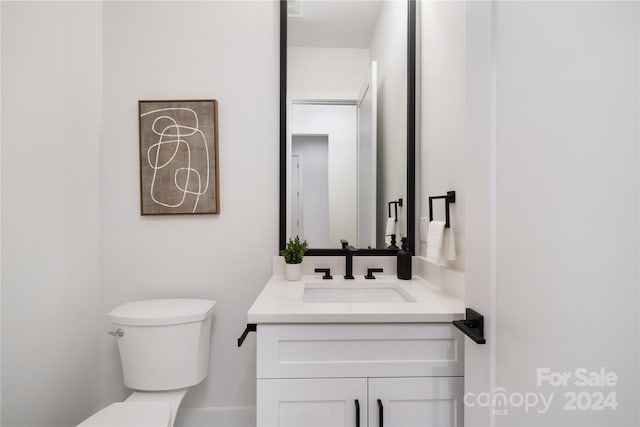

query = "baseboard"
[{"left": 175, "top": 406, "right": 256, "bottom": 427}]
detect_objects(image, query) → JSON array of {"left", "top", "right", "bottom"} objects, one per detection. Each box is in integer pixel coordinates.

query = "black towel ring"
[
  {"left": 428, "top": 191, "right": 456, "bottom": 228},
  {"left": 387, "top": 198, "right": 403, "bottom": 222}
]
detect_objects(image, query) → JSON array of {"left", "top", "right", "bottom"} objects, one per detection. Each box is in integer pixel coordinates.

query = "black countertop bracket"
[
  {"left": 452, "top": 308, "right": 486, "bottom": 344},
  {"left": 237, "top": 323, "right": 257, "bottom": 347}
]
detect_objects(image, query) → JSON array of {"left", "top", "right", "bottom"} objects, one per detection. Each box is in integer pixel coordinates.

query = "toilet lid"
[{"left": 77, "top": 402, "right": 171, "bottom": 427}]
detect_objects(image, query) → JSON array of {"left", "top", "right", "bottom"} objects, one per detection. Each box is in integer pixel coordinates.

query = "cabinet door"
[
  {"left": 368, "top": 377, "right": 463, "bottom": 427},
  {"left": 257, "top": 378, "right": 367, "bottom": 427}
]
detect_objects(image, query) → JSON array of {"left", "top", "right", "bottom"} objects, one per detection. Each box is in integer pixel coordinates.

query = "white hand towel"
[
  {"left": 426, "top": 221, "right": 445, "bottom": 262},
  {"left": 441, "top": 227, "right": 457, "bottom": 262},
  {"left": 384, "top": 218, "right": 397, "bottom": 246}
]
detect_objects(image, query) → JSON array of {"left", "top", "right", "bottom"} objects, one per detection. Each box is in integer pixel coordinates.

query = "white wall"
[
  {"left": 1, "top": 2, "right": 103, "bottom": 426},
  {"left": 422, "top": 2, "right": 640, "bottom": 425},
  {"left": 370, "top": 0, "right": 408, "bottom": 248},
  {"left": 493, "top": 2, "right": 639, "bottom": 425},
  {"left": 463, "top": 2, "right": 495, "bottom": 425},
  {"left": 460, "top": 1, "right": 640, "bottom": 425},
  {"left": 1, "top": 1, "right": 279, "bottom": 422},
  {"left": 288, "top": 47, "right": 370, "bottom": 100},
  {"left": 0, "top": 2, "right": 4, "bottom": 421},
  {"left": 420, "top": 1, "right": 466, "bottom": 270},
  {"left": 100, "top": 0, "right": 279, "bottom": 414}
]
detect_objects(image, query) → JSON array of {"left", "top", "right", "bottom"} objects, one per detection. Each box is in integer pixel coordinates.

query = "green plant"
[{"left": 280, "top": 236, "right": 308, "bottom": 264}]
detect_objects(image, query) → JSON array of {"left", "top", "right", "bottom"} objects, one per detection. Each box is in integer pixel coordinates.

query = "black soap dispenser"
[{"left": 397, "top": 237, "right": 412, "bottom": 280}]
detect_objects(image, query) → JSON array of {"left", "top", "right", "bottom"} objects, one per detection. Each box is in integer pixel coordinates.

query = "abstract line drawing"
[{"left": 138, "top": 100, "right": 219, "bottom": 215}]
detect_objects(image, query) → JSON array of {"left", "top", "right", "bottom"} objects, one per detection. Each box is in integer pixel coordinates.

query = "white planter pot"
[{"left": 285, "top": 263, "right": 302, "bottom": 281}]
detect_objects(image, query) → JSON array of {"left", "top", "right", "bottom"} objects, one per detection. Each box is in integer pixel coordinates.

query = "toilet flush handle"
[{"left": 108, "top": 328, "right": 124, "bottom": 338}]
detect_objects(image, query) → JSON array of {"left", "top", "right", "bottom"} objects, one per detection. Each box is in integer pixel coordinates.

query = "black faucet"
[
  {"left": 340, "top": 239, "right": 358, "bottom": 279},
  {"left": 365, "top": 268, "right": 384, "bottom": 279},
  {"left": 314, "top": 268, "right": 333, "bottom": 280}
]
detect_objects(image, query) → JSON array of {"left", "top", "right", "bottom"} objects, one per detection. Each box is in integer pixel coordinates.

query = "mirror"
[{"left": 280, "top": 0, "right": 415, "bottom": 254}]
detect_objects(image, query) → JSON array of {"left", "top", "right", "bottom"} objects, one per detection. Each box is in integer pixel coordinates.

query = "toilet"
[{"left": 78, "top": 298, "right": 216, "bottom": 427}]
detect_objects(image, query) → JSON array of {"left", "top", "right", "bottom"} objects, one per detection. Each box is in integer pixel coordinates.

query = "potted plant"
[{"left": 280, "top": 236, "right": 308, "bottom": 281}]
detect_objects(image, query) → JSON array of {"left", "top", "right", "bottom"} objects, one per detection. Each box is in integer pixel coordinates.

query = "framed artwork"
[{"left": 138, "top": 100, "right": 219, "bottom": 215}]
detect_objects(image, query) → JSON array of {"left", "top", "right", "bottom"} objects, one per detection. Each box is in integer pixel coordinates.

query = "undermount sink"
[{"left": 303, "top": 282, "right": 416, "bottom": 303}]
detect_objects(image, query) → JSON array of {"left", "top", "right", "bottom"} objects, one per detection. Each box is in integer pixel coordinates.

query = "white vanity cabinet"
[
  {"left": 369, "top": 377, "right": 464, "bottom": 427},
  {"left": 258, "top": 378, "right": 368, "bottom": 427},
  {"left": 256, "top": 324, "right": 464, "bottom": 427}
]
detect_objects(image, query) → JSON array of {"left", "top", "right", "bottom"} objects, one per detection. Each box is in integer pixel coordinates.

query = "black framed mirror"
[{"left": 279, "top": 0, "right": 415, "bottom": 256}]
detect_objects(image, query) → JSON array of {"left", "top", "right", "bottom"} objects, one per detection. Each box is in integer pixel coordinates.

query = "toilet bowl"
[
  {"left": 78, "top": 389, "right": 187, "bottom": 427},
  {"left": 77, "top": 401, "right": 170, "bottom": 427},
  {"left": 77, "top": 299, "right": 216, "bottom": 427}
]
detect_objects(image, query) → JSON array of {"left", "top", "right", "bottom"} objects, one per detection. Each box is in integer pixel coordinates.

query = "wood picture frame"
[{"left": 138, "top": 99, "right": 219, "bottom": 215}]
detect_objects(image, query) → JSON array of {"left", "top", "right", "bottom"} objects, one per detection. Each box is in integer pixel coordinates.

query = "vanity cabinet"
[
  {"left": 258, "top": 378, "right": 368, "bottom": 427},
  {"left": 256, "top": 324, "right": 464, "bottom": 427},
  {"left": 369, "top": 377, "right": 464, "bottom": 427}
]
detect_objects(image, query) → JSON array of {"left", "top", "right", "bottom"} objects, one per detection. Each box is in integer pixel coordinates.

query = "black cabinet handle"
[
  {"left": 377, "top": 399, "right": 383, "bottom": 427},
  {"left": 355, "top": 399, "right": 360, "bottom": 427}
]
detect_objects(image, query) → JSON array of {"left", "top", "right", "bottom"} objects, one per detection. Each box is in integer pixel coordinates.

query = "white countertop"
[{"left": 247, "top": 274, "right": 465, "bottom": 323}]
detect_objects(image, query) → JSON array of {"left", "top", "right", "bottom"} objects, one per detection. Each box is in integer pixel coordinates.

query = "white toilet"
[{"left": 78, "top": 298, "right": 216, "bottom": 427}]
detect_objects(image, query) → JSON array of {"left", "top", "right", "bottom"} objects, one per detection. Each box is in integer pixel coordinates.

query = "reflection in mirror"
[{"left": 285, "top": 0, "right": 408, "bottom": 250}]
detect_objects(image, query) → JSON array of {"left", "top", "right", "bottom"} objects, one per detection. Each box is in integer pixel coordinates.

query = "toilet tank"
[{"left": 108, "top": 298, "right": 216, "bottom": 391}]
